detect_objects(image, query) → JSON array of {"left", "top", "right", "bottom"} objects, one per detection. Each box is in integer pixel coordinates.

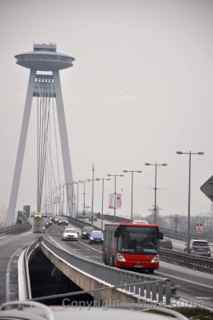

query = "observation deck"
[{"left": 15, "top": 43, "right": 75, "bottom": 71}]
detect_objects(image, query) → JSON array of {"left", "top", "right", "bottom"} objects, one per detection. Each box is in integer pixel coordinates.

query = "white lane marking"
[
  {"left": 12, "top": 230, "right": 32, "bottom": 237},
  {"left": 160, "top": 261, "right": 213, "bottom": 280},
  {"left": 157, "top": 271, "right": 213, "bottom": 290},
  {"left": 47, "top": 235, "right": 71, "bottom": 253},
  {"left": 41, "top": 241, "right": 113, "bottom": 288},
  {"left": 48, "top": 234, "right": 102, "bottom": 255},
  {"left": 78, "top": 240, "right": 102, "bottom": 254},
  {"left": 47, "top": 235, "right": 103, "bottom": 266},
  {"left": 5, "top": 248, "right": 21, "bottom": 302},
  {"left": 0, "top": 231, "right": 33, "bottom": 247},
  {"left": 0, "top": 235, "right": 7, "bottom": 240},
  {"left": 50, "top": 222, "right": 102, "bottom": 254}
]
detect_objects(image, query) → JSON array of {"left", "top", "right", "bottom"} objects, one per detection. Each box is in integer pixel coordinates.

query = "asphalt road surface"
[
  {"left": 47, "top": 224, "right": 213, "bottom": 309},
  {"left": 0, "top": 231, "right": 37, "bottom": 304}
]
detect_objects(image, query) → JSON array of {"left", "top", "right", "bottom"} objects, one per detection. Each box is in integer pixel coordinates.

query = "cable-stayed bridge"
[
  {"left": 7, "top": 43, "right": 75, "bottom": 226},
  {"left": 0, "top": 44, "right": 212, "bottom": 317}
]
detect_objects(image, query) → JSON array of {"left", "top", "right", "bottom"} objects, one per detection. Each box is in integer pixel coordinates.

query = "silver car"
[
  {"left": 184, "top": 239, "right": 211, "bottom": 257},
  {"left": 190, "top": 239, "right": 211, "bottom": 257}
]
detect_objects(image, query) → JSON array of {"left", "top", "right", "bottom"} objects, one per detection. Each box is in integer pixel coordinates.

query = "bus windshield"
[{"left": 117, "top": 226, "right": 159, "bottom": 254}]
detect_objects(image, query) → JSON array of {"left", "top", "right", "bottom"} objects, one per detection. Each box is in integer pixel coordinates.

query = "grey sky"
[{"left": 1, "top": 0, "right": 213, "bottom": 218}]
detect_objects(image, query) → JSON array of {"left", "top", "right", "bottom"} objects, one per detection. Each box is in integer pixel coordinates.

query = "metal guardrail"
[
  {"left": 97, "top": 214, "right": 213, "bottom": 241},
  {"left": 0, "top": 223, "right": 31, "bottom": 235},
  {"left": 159, "top": 227, "right": 213, "bottom": 242},
  {"left": 160, "top": 248, "right": 213, "bottom": 273},
  {"left": 23, "top": 249, "right": 31, "bottom": 299},
  {"left": 99, "top": 214, "right": 130, "bottom": 223},
  {"left": 40, "top": 236, "right": 175, "bottom": 305},
  {"left": 158, "top": 227, "right": 187, "bottom": 241},
  {"left": 66, "top": 216, "right": 101, "bottom": 230},
  {"left": 81, "top": 215, "right": 213, "bottom": 274},
  {"left": 24, "top": 240, "right": 40, "bottom": 298},
  {"left": 18, "top": 239, "right": 40, "bottom": 300}
]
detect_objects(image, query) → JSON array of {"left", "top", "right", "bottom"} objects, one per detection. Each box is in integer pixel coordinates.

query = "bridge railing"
[
  {"left": 18, "top": 239, "right": 39, "bottom": 300},
  {"left": 0, "top": 223, "right": 31, "bottom": 235},
  {"left": 40, "top": 236, "right": 176, "bottom": 305},
  {"left": 94, "top": 214, "right": 213, "bottom": 241},
  {"left": 69, "top": 215, "right": 213, "bottom": 274},
  {"left": 159, "top": 247, "right": 213, "bottom": 273}
]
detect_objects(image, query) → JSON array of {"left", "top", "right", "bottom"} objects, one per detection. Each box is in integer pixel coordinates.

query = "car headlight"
[
  {"left": 116, "top": 253, "right": 126, "bottom": 262},
  {"left": 151, "top": 255, "right": 159, "bottom": 263},
  {"left": 90, "top": 237, "right": 94, "bottom": 240}
]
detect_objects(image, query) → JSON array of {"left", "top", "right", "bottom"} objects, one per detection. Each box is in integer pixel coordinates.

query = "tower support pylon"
[{"left": 7, "top": 44, "right": 75, "bottom": 225}]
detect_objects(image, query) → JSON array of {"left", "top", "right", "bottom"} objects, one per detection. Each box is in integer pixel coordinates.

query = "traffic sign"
[
  {"left": 200, "top": 175, "right": 213, "bottom": 201},
  {"left": 195, "top": 223, "right": 204, "bottom": 233}
]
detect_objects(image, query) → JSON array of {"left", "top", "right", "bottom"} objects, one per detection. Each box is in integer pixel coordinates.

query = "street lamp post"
[
  {"left": 87, "top": 177, "right": 100, "bottom": 225},
  {"left": 79, "top": 180, "right": 87, "bottom": 215},
  {"left": 58, "top": 184, "right": 63, "bottom": 216},
  {"left": 91, "top": 164, "right": 95, "bottom": 224},
  {"left": 64, "top": 183, "right": 72, "bottom": 217},
  {"left": 65, "top": 182, "right": 76, "bottom": 217},
  {"left": 65, "top": 183, "right": 71, "bottom": 216},
  {"left": 71, "top": 182, "right": 76, "bottom": 217},
  {"left": 145, "top": 162, "right": 168, "bottom": 224},
  {"left": 61, "top": 184, "right": 65, "bottom": 215},
  {"left": 107, "top": 174, "right": 124, "bottom": 219},
  {"left": 123, "top": 170, "right": 142, "bottom": 221},
  {"left": 75, "top": 181, "right": 80, "bottom": 218},
  {"left": 100, "top": 177, "right": 111, "bottom": 230},
  {"left": 70, "top": 181, "right": 81, "bottom": 218},
  {"left": 176, "top": 151, "right": 204, "bottom": 254}
]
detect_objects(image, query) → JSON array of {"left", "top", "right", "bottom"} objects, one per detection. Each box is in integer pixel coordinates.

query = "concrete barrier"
[{"left": 40, "top": 237, "right": 175, "bottom": 305}]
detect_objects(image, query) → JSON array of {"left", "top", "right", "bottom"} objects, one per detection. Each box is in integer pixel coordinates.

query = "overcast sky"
[{"left": 1, "top": 0, "right": 213, "bottom": 219}]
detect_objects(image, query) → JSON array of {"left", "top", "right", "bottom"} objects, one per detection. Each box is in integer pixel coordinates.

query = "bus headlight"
[
  {"left": 116, "top": 253, "right": 126, "bottom": 262},
  {"left": 151, "top": 255, "right": 159, "bottom": 263}
]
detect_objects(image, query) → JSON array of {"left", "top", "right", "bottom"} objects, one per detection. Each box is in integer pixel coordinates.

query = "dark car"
[
  {"left": 89, "top": 230, "right": 104, "bottom": 244},
  {"left": 81, "top": 226, "right": 94, "bottom": 239},
  {"left": 60, "top": 219, "right": 69, "bottom": 226}
]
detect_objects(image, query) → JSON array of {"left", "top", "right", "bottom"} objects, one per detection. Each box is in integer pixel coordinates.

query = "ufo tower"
[{"left": 7, "top": 44, "right": 75, "bottom": 225}]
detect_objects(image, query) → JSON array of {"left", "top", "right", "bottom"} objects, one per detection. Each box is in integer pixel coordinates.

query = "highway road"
[
  {"left": 0, "top": 222, "right": 212, "bottom": 310},
  {"left": 47, "top": 223, "right": 213, "bottom": 309},
  {"left": 88, "top": 218, "right": 213, "bottom": 255},
  {"left": 0, "top": 231, "right": 37, "bottom": 304}
]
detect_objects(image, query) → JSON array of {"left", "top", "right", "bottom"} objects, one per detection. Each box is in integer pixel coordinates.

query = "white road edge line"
[
  {"left": 49, "top": 234, "right": 102, "bottom": 255},
  {"left": 18, "top": 249, "right": 28, "bottom": 300},
  {"left": 41, "top": 241, "right": 113, "bottom": 287},
  {"left": 5, "top": 248, "right": 21, "bottom": 302},
  {"left": 48, "top": 235, "right": 71, "bottom": 253},
  {"left": 51, "top": 233, "right": 213, "bottom": 291},
  {"left": 78, "top": 240, "right": 102, "bottom": 254},
  {"left": 157, "top": 271, "right": 213, "bottom": 290}
]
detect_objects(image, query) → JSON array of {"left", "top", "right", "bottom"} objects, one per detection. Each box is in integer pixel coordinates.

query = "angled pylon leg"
[{"left": 7, "top": 71, "right": 35, "bottom": 225}]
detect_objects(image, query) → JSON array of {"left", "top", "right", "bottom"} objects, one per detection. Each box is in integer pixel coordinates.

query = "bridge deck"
[{"left": 0, "top": 231, "right": 37, "bottom": 304}]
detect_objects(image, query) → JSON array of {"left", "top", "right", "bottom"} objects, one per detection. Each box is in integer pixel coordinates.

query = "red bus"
[{"left": 103, "top": 222, "right": 163, "bottom": 272}]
